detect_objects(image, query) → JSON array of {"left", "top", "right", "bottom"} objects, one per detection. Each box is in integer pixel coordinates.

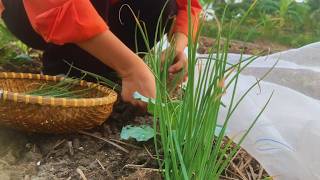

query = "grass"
[{"left": 26, "top": 77, "right": 94, "bottom": 98}]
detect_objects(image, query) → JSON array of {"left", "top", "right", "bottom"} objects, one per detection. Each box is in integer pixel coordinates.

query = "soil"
[
  {"left": 198, "top": 37, "right": 289, "bottom": 55},
  {"left": 0, "top": 104, "right": 162, "bottom": 180},
  {"left": 0, "top": 36, "right": 280, "bottom": 180}
]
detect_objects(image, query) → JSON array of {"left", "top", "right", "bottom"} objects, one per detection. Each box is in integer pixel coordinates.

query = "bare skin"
[
  {"left": 167, "top": 32, "right": 189, "bottom": 82},
  {"left": 76, "top": 30, "right": 188, "bottom": 108},
  {"left": 161, "top": 32, "right": 189, "bottom": 84}
]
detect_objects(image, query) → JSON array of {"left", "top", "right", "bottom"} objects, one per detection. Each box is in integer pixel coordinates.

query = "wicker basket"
[{"left": 0, "top": 72, "right": 118, "bottom": 133}]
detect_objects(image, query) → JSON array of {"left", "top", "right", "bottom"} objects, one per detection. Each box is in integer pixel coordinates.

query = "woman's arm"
[
  {"left": 163, "top": 0, "right": 202, "bottom": 82},
  {"left": 174, "top": 0, "right": 202, "bottom": 39},
  {"left": 168, "top": 32, "right": 188, "bottom": 73},
  {"left": 23, "top": 0, "right": 155, "bottom": 107},
  {"left": 77, "top": 30, "right": 156, "bottom": 107}
]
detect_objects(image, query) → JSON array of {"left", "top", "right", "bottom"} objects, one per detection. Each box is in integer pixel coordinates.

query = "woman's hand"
[
  {"left": 162, "top": 49, "right": 188, "bottom": 82},
  {"left": 162, "top": 32, "right": 189, "bottom": 82},
  {"left": 121, "top": 63, "right": 156, "bottom": 108}
]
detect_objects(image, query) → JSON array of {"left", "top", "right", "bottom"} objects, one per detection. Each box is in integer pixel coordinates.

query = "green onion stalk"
[{"left": 26, "top": 66, "right": 120, "bottom": 98}]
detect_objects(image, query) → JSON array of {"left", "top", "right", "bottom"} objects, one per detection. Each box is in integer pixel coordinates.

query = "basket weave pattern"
[{"left": 0, "top": 72, "right": 118, "bottom": 133}]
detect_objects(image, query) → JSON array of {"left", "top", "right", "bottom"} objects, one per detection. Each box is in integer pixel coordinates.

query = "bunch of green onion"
[
  {"left": 27, "top": 68, "right": 120, "bottom": 98},
  {"left": 131, "top": 0, "right": 273, "bottom": 179}
]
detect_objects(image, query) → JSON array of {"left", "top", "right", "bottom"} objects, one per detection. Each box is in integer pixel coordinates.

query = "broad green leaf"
[
  {"left": 14, "top": 54, "right": 33, "bottom": 62},
  {"left": 133, "top": 91, "right": 181, "bottom": 115},
  {"left": 120, "top": 125, "right": 155, "bottom": 142}
]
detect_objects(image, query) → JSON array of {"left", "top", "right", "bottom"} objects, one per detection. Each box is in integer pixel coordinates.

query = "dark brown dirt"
[
  {"left": 0, "top": 110, "right": 270, "bottom": 180},
  {"left": 0, "top": 37, "right": 275, "bottom": 180},
  {"left": 0, "top": 102, "right": 161, "bottom": 180},
  {"left": 198, "top": 36, "right": 289, "bottom": 55}
]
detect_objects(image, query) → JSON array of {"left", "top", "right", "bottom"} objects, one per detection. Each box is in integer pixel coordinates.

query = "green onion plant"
[{"left": 129, "top": 0, "right": 273, "bottom": 179}]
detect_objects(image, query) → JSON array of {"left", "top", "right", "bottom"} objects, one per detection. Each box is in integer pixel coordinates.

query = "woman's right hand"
[{"left": 121, "top": 62, "right": 156, "bottom": 108}]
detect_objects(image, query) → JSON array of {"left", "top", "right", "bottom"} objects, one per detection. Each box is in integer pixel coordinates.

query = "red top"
[{"left": 1, "top": 0, "right": 202, "bottom": 45}]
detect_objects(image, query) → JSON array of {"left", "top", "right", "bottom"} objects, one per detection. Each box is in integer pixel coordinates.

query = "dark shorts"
[{"left": 1, "top": 0, "right": 177, "bottom": 81}]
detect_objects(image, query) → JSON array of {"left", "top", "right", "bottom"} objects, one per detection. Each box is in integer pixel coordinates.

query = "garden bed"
[
  {"left": 0, "top": 37, "right": 276, "bottom": 180},
  {"left": 0, "top": 109, "right": 269, "bottom": 179}
]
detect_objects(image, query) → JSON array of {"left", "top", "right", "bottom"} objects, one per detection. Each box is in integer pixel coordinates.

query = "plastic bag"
[{"left": 195, "top": 42, "right": 320, "bottom": 180}]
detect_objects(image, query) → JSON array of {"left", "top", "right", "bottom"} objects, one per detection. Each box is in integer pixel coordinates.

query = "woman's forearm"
[
  {"left": 76, "top": 30, "right": 146, "bottom": 78},
  {"left": 173, "top": 32, "right": 188, "bottom": 52},
  {"left": 76, "top": 30, "right": 156, "bottom": 106}
]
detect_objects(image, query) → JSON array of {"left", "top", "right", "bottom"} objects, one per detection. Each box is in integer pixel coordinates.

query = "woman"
[{"left": 0, "top": 0, "right": 202, "bottom": 107}]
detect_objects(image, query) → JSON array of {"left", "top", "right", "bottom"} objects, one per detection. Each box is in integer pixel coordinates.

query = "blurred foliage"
[
  {"left": 0, "top": 20, "right": 33, "bottom": 65},
  {"left": 0, "top": 21, "right": 15, "bottom": 46},
  {"left": 201, "top": 0, "right": 320, "bottom": 47},
  {"left": 307, "top": 0, "right": 320, "bottom": 11}
]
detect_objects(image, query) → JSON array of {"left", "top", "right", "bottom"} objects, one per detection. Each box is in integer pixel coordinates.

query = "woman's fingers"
[
  {"left": 121, "top": 61, "right": 156, "bottom": 111},
  {"left": 169, "top": 52, "right": 188, "bottom": 74}
]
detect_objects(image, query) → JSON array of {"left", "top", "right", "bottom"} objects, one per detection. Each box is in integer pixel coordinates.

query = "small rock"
[
  {"left": 24, "top": 151, "right": 42, "bottom": 162},
  {"left": 73, "top": 138, "right": 80, "bottom": 149}
]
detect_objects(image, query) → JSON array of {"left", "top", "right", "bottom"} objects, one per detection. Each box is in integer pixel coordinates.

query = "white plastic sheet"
[{"left": 196, "top": 42, "right": 320, "bottom": 180}]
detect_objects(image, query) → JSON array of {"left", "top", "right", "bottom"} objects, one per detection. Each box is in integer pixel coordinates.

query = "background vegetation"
[
  {"left": 0, "top": 21, "right": 33, "bottom": 65},
  {"left": 201, "top": 0, "right": 320, "bottom": 47}
]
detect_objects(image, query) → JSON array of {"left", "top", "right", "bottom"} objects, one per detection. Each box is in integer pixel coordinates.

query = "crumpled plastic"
[{"left": 196, "top": 42, "right": 320, "bottom": 180}]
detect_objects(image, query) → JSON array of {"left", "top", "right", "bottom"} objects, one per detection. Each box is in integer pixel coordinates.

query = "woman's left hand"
[
  {"left": 167, "top": 50, "right": 188, "bottom": 82},
  {"left": 161, "top": 32, "right": 189, "bottom": 82}
]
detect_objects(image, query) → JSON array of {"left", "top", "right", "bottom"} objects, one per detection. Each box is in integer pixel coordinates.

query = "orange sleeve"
[
  {"left": 173, "top": 0, "right": 202, "bottom": 39},
  {"left": 23, "top": 0, "right": 108, "bottom": 45},
  {"left": 0, "top": 0, "right": 4, "bottom": 16}
]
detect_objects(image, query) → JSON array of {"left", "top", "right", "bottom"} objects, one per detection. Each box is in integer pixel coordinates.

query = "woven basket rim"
[{"left": 0, "top": 72, "right": 118, "bottom": 107}]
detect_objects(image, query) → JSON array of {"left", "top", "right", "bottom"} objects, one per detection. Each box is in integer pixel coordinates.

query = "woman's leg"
[{"left": 108, "top": 0, "right": 177, "bottom": 53}]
